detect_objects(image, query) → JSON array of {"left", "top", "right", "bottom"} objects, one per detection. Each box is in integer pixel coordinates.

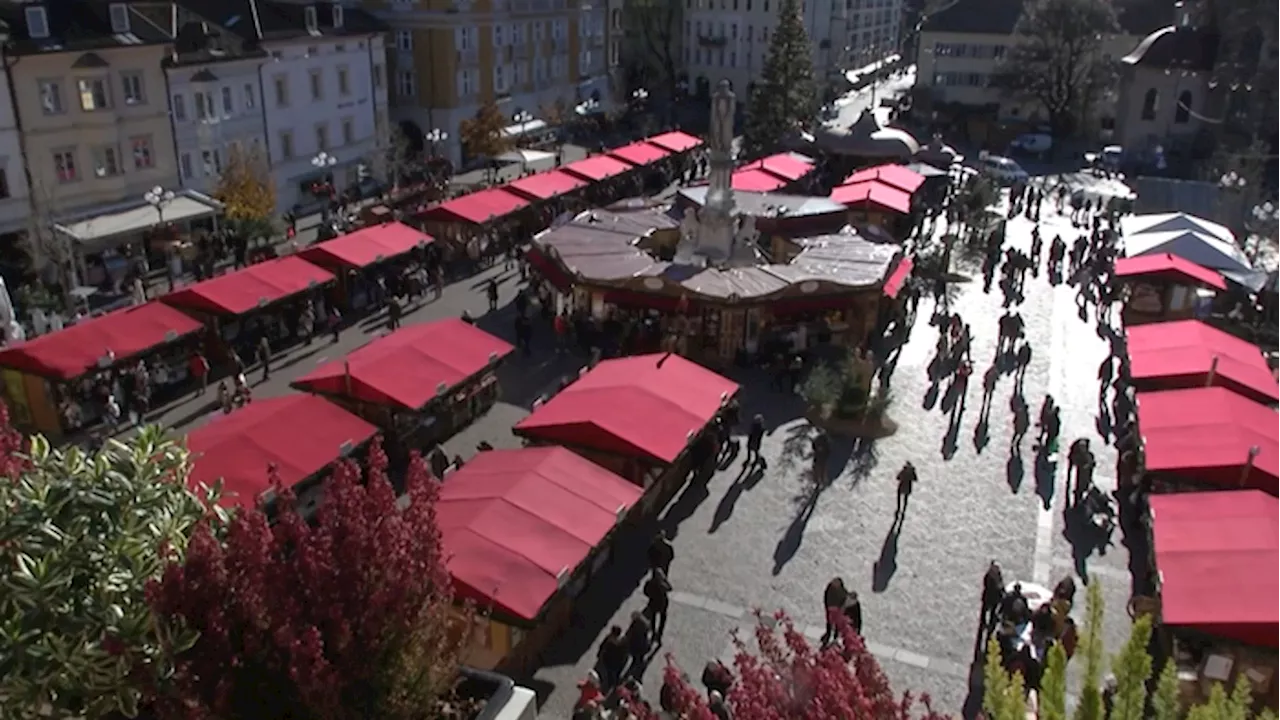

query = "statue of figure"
[
  {"left": 710, "top": 80, "right": 735, "bottom": 155},
  {"left": 679, "top": 206, "right": 701, "bottom": 246}
]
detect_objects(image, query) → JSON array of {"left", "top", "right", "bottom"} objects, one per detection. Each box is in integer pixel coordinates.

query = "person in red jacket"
[{"left": 189, "top": 350, "right": 210, "bottom": 396}]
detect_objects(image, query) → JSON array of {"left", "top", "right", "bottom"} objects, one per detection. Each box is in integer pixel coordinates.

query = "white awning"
[
  {"left": 496, "top": 148, "right": 556, "bottom": 165},
  {"left": 500, "top": 118, "right": 548, "bottom": 138},
  {"left": 55, "top": 191, "right": 224, "bottom": 249}
]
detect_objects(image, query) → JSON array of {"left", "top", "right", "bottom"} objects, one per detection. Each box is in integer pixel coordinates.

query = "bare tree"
[
  {"left": 367, "top": 124, "right": 416, "bottom": 195},
  {"left": 623, "top": 0, "right": 681, "bottom": 94},
  {"left": 21, "top": 178, "right": 78, "bottom": 298}
]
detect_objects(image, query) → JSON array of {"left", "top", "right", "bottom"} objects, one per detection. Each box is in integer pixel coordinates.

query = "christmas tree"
[{"left": 742, "top": 0, "right": 817, "bottom": 158}]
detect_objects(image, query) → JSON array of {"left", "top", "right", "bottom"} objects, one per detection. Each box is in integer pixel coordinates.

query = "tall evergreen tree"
[{"left": 741, "top": 0, "right": 816, "bottom": 158}]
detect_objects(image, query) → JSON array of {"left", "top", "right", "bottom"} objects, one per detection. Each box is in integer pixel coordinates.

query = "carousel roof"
[{"left": 817, "top": 112, "right": 920, "bottom": 160}]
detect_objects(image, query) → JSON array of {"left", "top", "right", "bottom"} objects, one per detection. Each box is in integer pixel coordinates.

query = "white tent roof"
[
  {"left": 1123, "top": 229, "right": 1254, "bottom": 274},
  {"left": 1121, "top": 212, "right": 1235, "bottom": 245}
]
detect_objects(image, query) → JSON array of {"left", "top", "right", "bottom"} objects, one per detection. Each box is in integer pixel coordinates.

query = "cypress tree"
[{"left": 742, "top": 0, "right": 816, "bottom": 158}]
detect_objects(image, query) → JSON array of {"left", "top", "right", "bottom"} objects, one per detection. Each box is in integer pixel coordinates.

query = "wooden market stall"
[
  {"left": 503, "top": 169, "right": 590, "bottom": 206},
  {"left": 159, "top": 256, "right": 335, "bottom": 364},
  {"left": 290, "top": 318, "right": 513, "bottom": 453},
  {"left": 1146, "top": 490, "right": 1278, "bottom": 709},
  {"left": 0, "top": 302, "right": 204, "bottom": 438},
  {"left": 186, "top": 394, "right": 379, "bottom": 514},
  {"left": 559, "top": 154, "right": 638, "bottom": 205},
  {"left": 1115, "top": 254, "right": 1226, "bottom": 325},
  {"left": 830, "top": 179, "right": 914, "bottom": 232},
  {"left": 644, "top": 130, "right": 704, "bottom": 155},
  {"left": 1125, "top": 320, "right": 1279, "bottom": 405},
  {"left": 298, "top": 221, "right": 433, "bottom": 312},
  {"left": 417, "top": 187, "right": 532, "bottom": 247},
  {"left": 438, "top": 447, "right": 642, "bottom": 676},
  {"left": 512, "top": 352, "right": 739, "bottom": 515}
]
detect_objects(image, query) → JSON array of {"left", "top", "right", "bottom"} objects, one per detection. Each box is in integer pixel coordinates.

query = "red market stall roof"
[
  {"left": 437, "top": 447, "right": 643, "bottom": 621},
  {"left": 187, "top": 394, "right": 378, "bottom": 509},
  {"left": 1127, "top": 320, "right": 1279, "bottom": 404},
  {"left": 842, "top": 164, "right": 926, "bottom": 194},
  {"left": 0, "top": 302, "right": 203, "bottom": 380},
  {"left": 299, "top": 222, "right": 433, "bottom": 269},
  {"left": 505, "top": 170, "right": 589, "bottom": 202},
  {"left": 292, "top": 318, "right": 514, "bottom": 410},
  {"left": 731, "top": 169, "right": 789, "bottom": 192},
  {"left": 1150, "top": 490, "right": 1278, "bottom": 647},
  {"left": 742, "top": 153, "right": 815, "bottom": 182},
  {"left": 514, "top": 352, "right": 740, "bottom": 464},
  {"left": 561, "top": 155, "right": 636, "bottom": 183},
  {"left": 608, "top": 141, "right": 672, "bottom": 167},
  {"left": 161, "top": 256, "right": 334, "bottom": 316},
  {"left": 1113, "top": 253, "right": 1226, "bottom": 291},
  {"left": 645, "top": 130, "right": 703, "bottom": 154},
  {"left": 1136, "top": 387, "right": 1279, "bottom": 492},
  {"left": 830, "top": 181, "right": 912, "bottom": 215},
  {"left": 882, "top": 256, "right": 914, "bottom": 299},
  {"left": 423, "top": 187, "right": 529, "bottom": 225}
]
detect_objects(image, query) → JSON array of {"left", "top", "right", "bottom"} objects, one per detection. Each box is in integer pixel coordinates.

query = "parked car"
[{"left": 979, "top": 154, "right": 1030, "bottom": 184}]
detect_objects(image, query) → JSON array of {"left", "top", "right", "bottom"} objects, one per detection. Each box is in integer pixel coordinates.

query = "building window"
[
  {"left": 396, "top": 30, "right": 413, "bottom": 51},
  {"left": 280, "top": 131, "right": 294, "bottom": 159},
  {"left": 131, "top": 136, "right": 154, "bottom": 169},
  {"left": 220, "top": 86, "right": 233, "bottom": 115},
  {"left": 274, "top": 75, "right": 289, "bottom": 107},
  {"left": 342, "top": 117, "right": 355, "bottom": 144},
  {"left": 1174, "top": 91, "right": 1192, "bottom": 123},
  {"left": 332, "top": 3, "right": 344, "bottom": 28},
  {"left": 78, "top": 78, "right": 111, "bottom": 111},
  {"left": 305, "top": 5, "right": 318, "bottom": 32},
  {"left": 92, "top": 145, "right": 121, "bottom": 177},
  {"left": 315, "top": 123, "right": 329, "bottom": 152},
  {"left": 171, "top": 93, "right": 186, "bottom": 121},
  {"left": 243, "top": 83, "right": 256, "bottom": 109},
  {"left": 120, "top": 72, "right": 145, "bottom": 105},
  {"left": 179, "top": 152, "right": 193, "bottom": 179},
  {"left": 39, "top": 80, "right": 63, "bottom": 114},
  {"left": 373, "top": 64, "right": 384, "bottom": 89},
  {"left": 457, "top": 69, "right": 474, "bottom": 97},
  {"left": 1141, "top": 88, "right": 1158, "bottom": 120},
  {"left": 53, "top": 149, "right": 77, "bottom": 183},
  {"left": 201, "top": 149, "right": 221, "bottom": 176},
  {"left": 609, "top": 43, "right": 619, "bottom": 66},
  {"left": 310, "top": 70, "right": 324, "bottom": 101},
  {"left": 26, "top": 6, "right": 49, "bottom": 38},
  {"left": 337, "top": 66, "right": 350, "bottom": 96},
  {"left": 194, "top": 91, "right": 213, "bottom": 120},
  {"left": 493, "top": 65, "right": 506, "bottom": 93},
  {"left": 397, "top": 70, "right": 416, "bottom": 98}
]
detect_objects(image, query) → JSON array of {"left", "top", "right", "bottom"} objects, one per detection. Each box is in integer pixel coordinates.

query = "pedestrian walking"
[
  {"left": 257, "top": 337, "right": 272, "bottom": 382},
  {"left": 189, "top": 350, "right": 209, "bottom": 396},
  {"left": 821, "top": 576, "right": 848, "bottom": 646},
  {"left": 387, "top": 296, "right": 402, "bottom": 331},
  {"left": 486, "top": 279, "right": 499, "bottom": 311},
  {"left": 895, "top": 462, "right": 916, "bottom": 515},
  {"left": 595, "top": 625, "right": 629, "bottom": 689},
  {"left": 648, "top": 530, "right": 674, "bottom": 575},
  {"left": 744, "top": 414, "right": 765, "bottom": 468},
  {"left": 329, "top": 307, "right": 342, "bottom": 343},
  {"left": 642, "top": 569, "right": 672, "bottom": 640},
  {"left": 981, "top": 560, "right": 1004, "bottom": 631},
  {"left": 843, "top": 592, "right": 863, "bottom": 635},
  {"left": 624, "top": 611, "right": 652, "bottom": 677},
  {"left": 811, "top": 428, "right": 831, "bottom": 485}
]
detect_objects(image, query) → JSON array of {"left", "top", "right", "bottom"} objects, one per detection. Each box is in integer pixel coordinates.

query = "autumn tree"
[
  {"left": 993, "top": 0, "right": 1120, "bottom": 137},
  {"left": 0, "top": 426, "right": 222, "bottom": 720},
  {"left": 214, "top": 144, "right": 278, "bottom": 240},
  {"left": 146, "top": 440, "right": 469, "bottom": 720},
  {"left": 630, "top": 611, "right": 950, "bottom": 720},
  {"left": 459, "top": 99, "right": 513, "bottom": 161},
  {"left": 742, "top": 0, "right": 817, "bottom": 158}
]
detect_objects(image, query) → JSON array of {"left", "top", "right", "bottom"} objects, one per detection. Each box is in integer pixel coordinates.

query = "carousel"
[{"left": 524, "top": 81, "right": 914, "bottom": 369}]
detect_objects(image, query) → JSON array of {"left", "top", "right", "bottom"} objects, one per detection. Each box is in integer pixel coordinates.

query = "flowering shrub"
[
  {"left": 641, "top": 610, "right": 951, "bottom": 720},
  {"left": 146, "top": 439, "right": 468, "bottom": 720}
]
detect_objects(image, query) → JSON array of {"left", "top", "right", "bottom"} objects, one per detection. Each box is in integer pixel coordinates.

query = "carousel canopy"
[
  {"left": 423, "top": 188, "right": 530, "bottom": 225},
  {"left": 1122, "top": 212, "right": 1235, "bottom": 246},
  {"left": 1136, "top": 387, "right": 1279, "bottom": 492},
  {"left": 505, "top": 170, "right": 590, "bottom": 202},
  {"left": 1149, "top": 490, "right": 1278, "bottom": 647},
  {"left": 186, "top": 394, "right": 377, "bottom": 508},
  {"left": 842, "top": 164, "right": 926, "bottom": 194},
  {"left": 645, "top": 130, "right": 703, "bottom": 154},
  {"left": 299, "top": 222, "right": 433, "bottom": 269},
  {"left": 817, "top": 112, "right": 920, "bottom": 160},
  {"left": 0, "top": 302, "right": 202, "bottom": 380},
  {"left": 1113, "top": 253, "right": 1226, "bottom": 290},
  {"left": 514, "top": 352, "right": 739, "bottom": 463},
  {"left": 830, "top": 180, "right": 912, "bottom": 215},
  {"left": 1126, "top": 319, "right": 1279, "bottom": 404},
  {"left": 1122, "top": 212, "right": 1251, "bottom": 274},
  {"left": 608, "top": 141, "right": 672, "bottom": 167},
  {"left": 161, "top": 256, "right": 334, "bottom": 316},
  {"left": 741, "top": 152, "right": 815, "bottom": 182},
  {"left": 437, "top": 447, "right": 643, "bottom": 621},
  {"left": 561, "top": 154, "right": 635, "bottom": 183},
  {"left": 731, "top": 168, "right": 789, "bottom": 192},
  {"left": 292, "top": 318, "right": 513, "bottom": 410}
]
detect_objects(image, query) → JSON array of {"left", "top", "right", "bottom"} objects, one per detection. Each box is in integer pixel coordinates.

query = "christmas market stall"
[
  {"left": 830, "top": 178, "right": 914, "bottom": 234},
  {"left": 1134, "top": 387, "right": 1278, "bottom": 494},
  {"left": 1125, "top": 320, "right": 1278, "bottom": 405},
  {"left": 738, "top": 152, "right": 817, "bottom": 191},
  {"left": 559, "top": 154, "right": 638, "bottom": 206},
  {"left": 186, "top": 394, "right": 378, "bottom": 513},
  {"left": 731, "top": 168, "right": 790, "bottom": 193},
  {"left": 608, "top": 140, "right": 675, "bottom": 194},
  {"left": 159, "top": 256, "right": 335, "bottom": 364},
  {"left": 417, "top": 187, "right": 532, "bottom": 250},
  {"left": 504, "top": 169, "right": 590, "bottom": 208},
  {"left": 644, "top": 130, "right": 704, "bottom": 156},
  {"left": 1114, "top": 254, "right": 1226, "bottom": 325},
  {"left": 437, "top": 447, "right": 642, "bottom": 675},
  {"left": 512, "top": 352, "right": 739, "bottom": 514},
  {"left": 1145, "top": 490, "right": 1277, "bottom": 707},
  {"left": 298, "top": 221, "right": 434, "bottom": 312},
  {"left": 290, "top": 318, "right": 513, "bottom": 453},
  {"left": 0, "top": 302, "right": 203, "bottom": 437}
]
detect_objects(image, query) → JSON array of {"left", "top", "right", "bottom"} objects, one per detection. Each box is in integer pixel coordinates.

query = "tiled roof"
[
  {"left": 0, "top": 0, "right": 173, "bottom": 54},
  {"left": 175, "top": 0, "right": 385, "bottom": 43}
]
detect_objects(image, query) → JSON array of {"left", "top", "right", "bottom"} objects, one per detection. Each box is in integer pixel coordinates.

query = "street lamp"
[
  {"left": 631, "top": 87, "right": 649, "bottom": 105},
  {"left": 425, "top": 127, "right": 448, "bottom": 157},
  {"left": 512, "top": 110, "right": 533, "bottom": 138},
  {"left": 580, "top": 97, "right": 600, "bottom": 115},
  {"left": 312, "top": 152, "right": 338, "bottom": 220},
  {"left": 144, "top": 185, "right": 176, "bottom": 226}
]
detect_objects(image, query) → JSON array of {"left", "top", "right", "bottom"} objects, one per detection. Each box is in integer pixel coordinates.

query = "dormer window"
[
  {"left": 25, "top": 5, "right": 49, "bottom": 39},
  {"left": 109, "top": 3, "right": 130, "bottom": 34},
  {"left": 304, "top": 5, "right": 318, "bottom": 32},
  {"left": 332, "top": 3, "right": 344, "bottom": 28}
]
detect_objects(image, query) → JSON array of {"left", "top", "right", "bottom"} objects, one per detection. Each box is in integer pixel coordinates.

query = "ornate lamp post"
[
  {"left": 144, "top": 185, "right": 176, "bottom": 226},
  {"left": 425, "top": 127, "right": 448, "bottom": 158}
]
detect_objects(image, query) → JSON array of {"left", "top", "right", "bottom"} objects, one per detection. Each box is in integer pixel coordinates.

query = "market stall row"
[{"left": 0, "top": 222, "right": 435, "bottom": 439}]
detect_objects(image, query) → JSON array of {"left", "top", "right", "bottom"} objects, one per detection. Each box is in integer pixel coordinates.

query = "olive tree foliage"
[
  {"left": 0, "top": 427, "right": 224, "bottom": 720},
  {"left": 994, "top": 0, "right": 1120, "bottom": 136}
]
